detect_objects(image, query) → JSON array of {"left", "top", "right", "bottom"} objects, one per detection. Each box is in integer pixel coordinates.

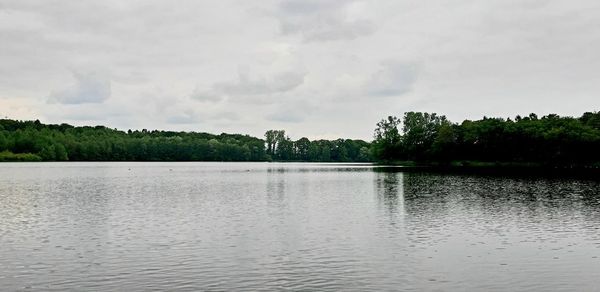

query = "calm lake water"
[{"left": 1, "top": 162, "right": 600, "bottom": 291}]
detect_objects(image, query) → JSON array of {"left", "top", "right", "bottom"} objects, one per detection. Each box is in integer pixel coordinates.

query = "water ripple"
[{"left": 1, "top": 162, "right": 600, "bottom": 291}]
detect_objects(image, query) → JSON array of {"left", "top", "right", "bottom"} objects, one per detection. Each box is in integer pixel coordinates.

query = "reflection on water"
[
  {"left": 1, "top": 162, "right": 600, "bottom": 291},
  {"left": 374, "top": 171, "right": 600, "bottom": 290},
  {"left": 375, "top": 172, "right": 404, "bottom": 225}
]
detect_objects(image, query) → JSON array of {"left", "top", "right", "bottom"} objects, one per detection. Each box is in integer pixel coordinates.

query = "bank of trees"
[
  {"left": 0, "top": 119, "right": 372, "bottom": 162},
  {"left": 372, "top": 111, "right": 600, "bottom": 166},
  {"left": 264, "top": 130, "right": 371, "bottom": 162},
  {"left": 0, "top": 119, "right": 267, "bottom": 161}
]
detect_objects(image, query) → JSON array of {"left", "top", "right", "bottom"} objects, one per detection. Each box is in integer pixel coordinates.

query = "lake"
[{"left": 1, "top": 162, "right": 600, "bottom": 291}]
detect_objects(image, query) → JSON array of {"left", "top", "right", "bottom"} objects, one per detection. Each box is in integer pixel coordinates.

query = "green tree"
[
  {"left": 402, "top": 112, "right": 448, "bottom": 160},
  {"left": 431, "top": 123, "right": 456, "bottom": 162},
  {"left": 265, "top": 130, "right": 277, "bottom": 156},
  {"left": 275, "top": 132, "right": 293, "bottom": 160},
  {"left": 0, "top": 131, "right": 6, "bottom": 151},
  {"left": 358, "top": 146, "right": 371, "bottom": 162},
  {"left": 55, "top": 143, "right": 69, "bottom": 161},
  {"left": 295, "top": 137, "right": 311, "bottom": 160},
  {"left": 39, "top": 145, "right": 56, "bottom": 161},
  {"left": 372, "top": 116, "right": 402, "bottom": 161}
]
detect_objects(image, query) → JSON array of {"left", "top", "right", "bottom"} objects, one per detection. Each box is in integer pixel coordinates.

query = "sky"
[{"left": 1, "top": 0, "right": 599, "bottom": 140}]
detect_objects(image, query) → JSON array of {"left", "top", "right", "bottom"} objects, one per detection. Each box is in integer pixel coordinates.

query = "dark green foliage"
[
  {"left": 263, "top": 130, "right": 371, "bottom": 162},
  {"left": 401, "top": 112, "right": 449, "bottom": 161},
  {"left": 0, "top": 131, "right": 6, "bottom": 150},
  {"left": 0, "top": 119, "right": 269, "bottom": 162},
  {"left": 371, "top": 116, "right": 402, "bottom": 162},
  {"left": 372, "top": 111, "right": 600, "bottom": 167},
  {"left": 0, "top": 119, "right": 372, "bottom": 162}
]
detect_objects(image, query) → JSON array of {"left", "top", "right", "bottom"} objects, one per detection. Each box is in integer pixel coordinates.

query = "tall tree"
[
  {"left": 401, "top": 112, "right": 449, "bottom": 160},
  {"left": 372, "top": 116, "right": 402, "bottom": 161}
]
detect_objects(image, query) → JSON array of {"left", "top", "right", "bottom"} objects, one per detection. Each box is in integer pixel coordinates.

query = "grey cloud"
[
  {"left": 212, "top": 111, "right": 240, "bottom": 121},
  {"left": 166, "top": 110, "right": 201, "bottom": 124},
  {"left": 48, "top": 70, "right": 111, "bottom": 104},
  {"left": 267, "top": 71, "right": 308, "bottom": 93},
  {"left": 2, "top": 1, "right": 600, "bottom": 140},
  {"left": 267, "top": 110, "right": 305, "bottom": 123},
  {"left": 366, "top": 62, "right": 417, "bottom": 97},
  {"left": 279, "top": 1, "right": 324, "bottom": 15},
  {"left": 190, "top": 88, "right": 224, "bottom": 103},
  {"left": 277, "top": 0, "right": 375, "bottom": 41},
  {"left": 282, "top": 19, "right": 374, "bottom": 42},
  {"left": 167, "top": 109, "right": 240, "bottom": 126},
  {"left": 215, "top": 70, "right": 306, "bottom": 96},
  {"left": 266, "top": 101, "right": 316, "bottom": 123},
  {"left": 113, "top": 71, "right": 150, "bottom": 85},
  {"left": 192, "top": 69, "right": 306, "bottom": 104}
]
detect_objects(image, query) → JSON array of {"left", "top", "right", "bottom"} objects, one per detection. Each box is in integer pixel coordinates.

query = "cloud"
[
  {"left": 266, "top": 101, "right": 316, "bottom": 123},
  {"left": 366, "top": 62, "right": 417, "bottom": 97},
  {"left": 166, "top": 109, "right": 201, "bottom": 124},
  {"left": 190, "top": 87, "right": 223, "bottom": 103},
  {"left": 215, "top": 70, "right": 306, "bottom": 96},
  {"left": 267, "top": 110, "right": 305, "bottom": 123},
  {"left": 276, "top": 0, "right": 376, "bottom": 41},
  {"left": 326, "top": 61, "right": 418, "bottom": 100},
  {"left": 1, "top": 1, "right": 600, "bottom": 140},
  {"left": 212, "top": 111, "right": 240, "bottom": 121},
  {"left": 48, "top": 70, "right": 111, "bottom": 104},
  {"left": 192, "top": 68, "right": 306, "bottom": 104}
]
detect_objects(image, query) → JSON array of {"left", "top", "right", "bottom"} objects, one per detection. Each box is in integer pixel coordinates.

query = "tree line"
[
  {"left": 0, "top": 119, "right": 371, "bottom": 162},
  {"left": 264, "top": 130, "right": 371, "bottom": 162},
  {"left": 371, "top": 111, "right": 600, "bottom": 167},
  {"left": 5, "top": 111, "right": 598, "bottom": 166}
]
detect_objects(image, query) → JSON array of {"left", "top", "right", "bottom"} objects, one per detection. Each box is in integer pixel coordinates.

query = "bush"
[{"left": 0, "top": 150, "right": 42, "bottom": 162}]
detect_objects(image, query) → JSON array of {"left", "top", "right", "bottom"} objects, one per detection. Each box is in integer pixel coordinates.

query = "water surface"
[{"left": 1, "top": 162, "right": 600, "bottom": 291}]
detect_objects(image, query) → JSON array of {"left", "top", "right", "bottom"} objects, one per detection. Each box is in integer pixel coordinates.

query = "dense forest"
[
  {"left": 371, "top": 111, "right": 600, "bottom": 167},
  {"left": 3, "top": 111, "right": 600, "bottom": 166},
  {"left": 0, "top": 119, "right": 371, "bottom": 162}
]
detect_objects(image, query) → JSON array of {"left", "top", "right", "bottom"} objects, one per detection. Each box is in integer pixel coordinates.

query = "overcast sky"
[{"left": 1, "top": 0, "right": 599, "bottom": 140}]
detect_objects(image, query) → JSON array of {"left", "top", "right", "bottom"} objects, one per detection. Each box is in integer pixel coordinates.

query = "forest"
[
  {"left": 0, "top": 119, "right": 370, "bottom": 162},
  {"left": 371, "top": 111, "right": 600, "bottom": 167},
  {"left": 2, "top": 111, "right": 600, "bottom": 166}
]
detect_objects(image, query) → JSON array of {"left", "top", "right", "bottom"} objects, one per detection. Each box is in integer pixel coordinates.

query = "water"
[{"left": 1, "top": 162, "right": 600, "bottom": 291}]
